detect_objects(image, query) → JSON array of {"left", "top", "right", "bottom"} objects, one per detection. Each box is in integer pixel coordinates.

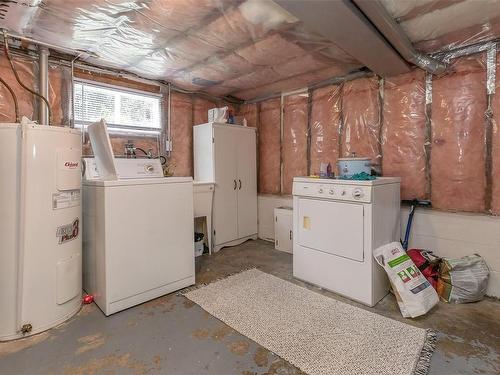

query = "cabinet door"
[
  {"left": 274, "top": 209, "right": 293, "bottom": 253},
  {"left": 236, "top": 130, "right": 258, "bottom": 238},
  {"left": 213, "top": 126, "right": 238, "bottom": 245}
]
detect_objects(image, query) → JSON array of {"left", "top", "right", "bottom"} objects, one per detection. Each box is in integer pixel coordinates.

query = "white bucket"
[{"left": 194, "top": 240, "right": 204, "bottom": 257}]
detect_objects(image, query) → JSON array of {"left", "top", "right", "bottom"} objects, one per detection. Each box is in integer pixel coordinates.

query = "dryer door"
[{"left": 297, "top": 198, "right": 364, "bottom": 262}]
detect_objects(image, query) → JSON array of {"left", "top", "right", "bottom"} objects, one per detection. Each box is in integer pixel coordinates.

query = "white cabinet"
[
  {"left": 194, "top": 123, "right": 257, "bottom": 252},
  {"left": 274, "top": 207, "right": 293, "bottom": 253}
]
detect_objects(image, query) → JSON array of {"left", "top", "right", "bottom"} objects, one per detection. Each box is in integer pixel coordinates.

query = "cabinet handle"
[
  {"left": 238, "top": 179, "right": 242, "bottom": 190},
  {"left": 289, "top": 230, "right": 292, "bottom": 240},
  {"left": 233, "top": 180, "right": 237, "bottom": 190}
]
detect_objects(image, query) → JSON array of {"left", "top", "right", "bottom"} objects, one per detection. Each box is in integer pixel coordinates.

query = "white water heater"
[{"left": 0, "top": 122, "right": 82, "bottom": 341}]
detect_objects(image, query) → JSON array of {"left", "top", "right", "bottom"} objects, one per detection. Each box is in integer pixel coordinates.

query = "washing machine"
[
  {"left": 81, "top": 120, "right": 194, "bottom": 316},
  {"left": 292, "top": 177, "right": 400, "bottom": 307}
]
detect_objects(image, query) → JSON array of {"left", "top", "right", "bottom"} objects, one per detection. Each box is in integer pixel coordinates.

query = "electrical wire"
[
  {"left": 0, "top": 75, "right": 20, "bottom": 122},
  {"left": 135, "top": 147, "right": 149, "bottom": 156},
  {"left": 3, "top": 31, "right": 52, "bottom": 124},
  {"left": 135, "top": 146, "right": 167, "bottom": 165}
]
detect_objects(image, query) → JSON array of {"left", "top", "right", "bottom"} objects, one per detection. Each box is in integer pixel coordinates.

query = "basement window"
[{"left": 74, "top": 80, "right": 162, "bottom": 134}]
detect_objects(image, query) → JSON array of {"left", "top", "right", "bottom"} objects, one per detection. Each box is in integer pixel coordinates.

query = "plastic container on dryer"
[
  {"left": 0, "top": 121, "right": 82, "bottom": 341},
  {"left": 337, "top": 157, "right": 371, "bottom": 178}
]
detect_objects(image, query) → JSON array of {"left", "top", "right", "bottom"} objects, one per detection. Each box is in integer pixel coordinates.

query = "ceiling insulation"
[
  {"left": 0, "top": 0, "right": 499, "bottom": 100},
  {"left": 380, "top": 0, "right": 500, "bottom": 52}
]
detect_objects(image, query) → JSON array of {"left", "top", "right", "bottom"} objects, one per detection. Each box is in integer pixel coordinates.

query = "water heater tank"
[{"left": 0, "top": 122, "right": 82, "bottom": 341}]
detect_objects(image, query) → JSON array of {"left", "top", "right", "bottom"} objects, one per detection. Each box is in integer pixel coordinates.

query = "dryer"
[{"left": 292, "top": 177, "right": 400, "bottom": 306}]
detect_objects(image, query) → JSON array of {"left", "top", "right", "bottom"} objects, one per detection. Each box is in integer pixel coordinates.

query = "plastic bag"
[
  {"left": 407, "top": 249, "right": 440, "bottom": 290},
  {"left": 437, "top": 255, "right": 489, "bottom": 303},
  {"left": 374, "top": 242, "right": 439, "bottom": 318}
]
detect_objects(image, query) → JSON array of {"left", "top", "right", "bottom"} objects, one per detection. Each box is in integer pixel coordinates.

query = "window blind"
[{"left": 74, "top": 81, "right": 162, "bottom": 132}]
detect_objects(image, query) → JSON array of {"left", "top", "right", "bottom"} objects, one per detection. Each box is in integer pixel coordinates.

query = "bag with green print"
[{"left": 374, "top": 242, "right": 439, "bottom": 318}]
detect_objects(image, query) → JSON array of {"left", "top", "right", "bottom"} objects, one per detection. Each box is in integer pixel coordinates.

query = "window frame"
[{"left": 73, "top": 78, "right": 163, "bottom": 134}]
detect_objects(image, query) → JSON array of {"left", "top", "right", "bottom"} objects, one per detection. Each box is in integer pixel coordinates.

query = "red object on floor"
[
  {"left": 407, "top": 249, "right": 440, "bottom": 289},
  {"left": 83, "top": 294, "right": 94, "bottom": 304}
]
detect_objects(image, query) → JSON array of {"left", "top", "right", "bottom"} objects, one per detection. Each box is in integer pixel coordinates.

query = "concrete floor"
[{"left": 0, "top": 239, "right": 499, "bottom": 375}]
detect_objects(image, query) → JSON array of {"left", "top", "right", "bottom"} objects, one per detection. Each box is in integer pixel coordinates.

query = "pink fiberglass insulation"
[
  {"left": 221, "top": 53, "right": 336, "bottom": 95},
  {"left": 22, "top": 0, "right": 363, "bottom": 100},
  {"left": 0, "top": 54, "right": 35, "bottom": 122},
  {"left": 192, "top": 7, "right": 266, "bottom": 51},
  {"left": 133, "top": 0, "right": 226, "bottom": 39},
  {"left": 237, "top": 34, "right": 307, "bottom": 67},
  {"left": 221, "top": 68, "right": 278, "bottom": 92},
  {"left": 188, "top": 54, "right": 255, "bottom": 84},
  {"left": 0, "top": 57, "right": 67, "bottom": 126},
  {"left": 273, "top": 54, "right": 330, "bottom": 78},
  {"left": 431, "top": 54, "right": 487, "bottom": 212},
  {"left": 237, "top": 103, "right": 258, "bottom": 128},
  {"left": 169, "top": 93, "right": 194, "bottom": 177},
  {"left": 310, "top": 85, "right": 342, "bottom": 176},
  {"left": 491, "top": 55, "right": 500, "bottom": 214},
  {"left": 341, "top": 77, "right": 381, "bottom": 167},
  {"left": 415, "top": 16, "right": 500, "bottom": 53},
  {"left": 168, "top": 36, "right": 225, "bottom": 65},
  {"left": 382, "top": 69, "right": 428, "bottom": 200},
  {"left": 282, "top": 94, "right": 308, "bottom": 195},
  {"left": 48, "top": 64, "right": 71, "bottom": 126},
  {"left": 234, "top": 65, "right": 353, "bottom": 101},
  {"left": 258, "top": 98, "right": 281, "bottom": 194},
  {"left": 193, "top": 97, "right": 216, "bottom": 125}
]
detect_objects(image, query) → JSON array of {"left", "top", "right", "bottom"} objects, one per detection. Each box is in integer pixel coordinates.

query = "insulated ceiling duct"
[
  {"left": 353, "top": 0, "right": 447, "bottom": 74},
  {"left": 274, "top": 0, "right": 410, "bottom": 77}
]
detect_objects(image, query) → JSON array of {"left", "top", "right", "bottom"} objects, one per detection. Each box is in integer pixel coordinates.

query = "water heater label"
[
  {"left": 56, "top": 218, "right": 79, "bottom": 244},
  {"left": 52, "top": 190, "right": 81, "bottom": 210}
]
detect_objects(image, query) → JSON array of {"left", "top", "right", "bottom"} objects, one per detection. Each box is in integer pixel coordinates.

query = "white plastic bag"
[
  {"left": 438, "top": 255, "right": 490, "bottom": 303},
  {"left": 374, "top": 242, "right": 439, "bottom": 318},
  {"left": 208, "top": 106, "right": 228, "bottom": 123}
]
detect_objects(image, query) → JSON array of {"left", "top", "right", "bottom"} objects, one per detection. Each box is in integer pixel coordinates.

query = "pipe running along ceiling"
[{"left": 1, "top": 0, "right": 500, "bottom": 100}]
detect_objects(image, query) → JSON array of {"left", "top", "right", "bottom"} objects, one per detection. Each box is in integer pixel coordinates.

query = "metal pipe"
[
  {"left": 70, "top": 53, "right": 84, "bottom": 128},
  {"left": 71, "top": 57, "right": 76, "bottom": 129},
  {"left": 353, "top": 0, "right": 447, "bottom": 74},
  {"left": 279, "top": 93, "right": 284, "bottom": 194},
  {"left": 38, "top": 46, "right": 49, "bottom": 125},
  {"left": 2, "top": 29, "right": 81, "bottom": 56},
  {"left": 3, "top": 30, "right": 52, "bottom": 124},
  {"left": 3, "top": 30, "right": 235, "bottom": 104},
  {"left": 167, "top": 83, "right": 172, "bottom": 157}
]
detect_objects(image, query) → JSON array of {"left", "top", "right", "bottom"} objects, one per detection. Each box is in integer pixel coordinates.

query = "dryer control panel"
[{"left": 292, "top": 182, "right": 371, "bottom": 203}]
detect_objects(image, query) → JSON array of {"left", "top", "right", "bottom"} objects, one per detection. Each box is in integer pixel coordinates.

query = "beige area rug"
[{"left": 185, "top": 269, "right": 436, "bottom": 375}]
